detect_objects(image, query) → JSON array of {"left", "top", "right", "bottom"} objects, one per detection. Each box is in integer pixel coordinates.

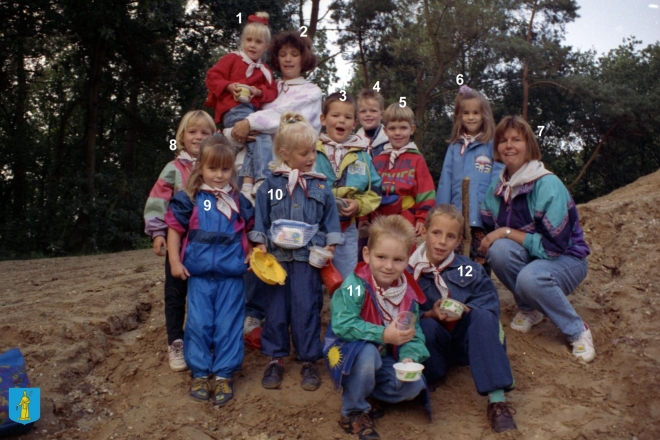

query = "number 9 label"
[{"left": 204, "top": 200, "right": 212, "bottom": 211}]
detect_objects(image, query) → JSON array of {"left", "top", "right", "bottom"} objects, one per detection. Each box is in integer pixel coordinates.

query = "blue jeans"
[
  {"left": 333, "top": 222, "right": 358, "bottom": 279},
  {"left": 223, "top": 104, "right": 272, "bottom": 182},
  {"left": 487, "top": 238, "right": 587, "bottom": 341},
  {"left": 341, "top": 343, "right": 425, "bottom": 417}
]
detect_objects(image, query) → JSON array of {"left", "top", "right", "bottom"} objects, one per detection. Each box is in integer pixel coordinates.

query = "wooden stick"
[{"left": 461, "top": 177, "right": 471, "bottom": 257}]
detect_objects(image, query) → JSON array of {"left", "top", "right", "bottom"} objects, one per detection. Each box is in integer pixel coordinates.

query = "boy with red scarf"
[{"left": 324, "top": 215, "right": 428, "bottom": 440}]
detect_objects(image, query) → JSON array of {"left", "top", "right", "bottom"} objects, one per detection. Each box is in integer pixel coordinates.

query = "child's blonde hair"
[
  {"left": 241, "top": 12, "right": 271, "bottom": 53},
  {"left": 175, "top": 110, "right": 216, "bottom": 154},
  {"left": 185, "top": 135, "right": 238, "bottom": 198},
  {"left": 271, "top": 112, "right": 318, "bottom": 169},
  {"left": 357, "top": 89, "right": 385, "bottom": 111},
  {"left": 424, "top": 204, "right": 465, "bottom": 231},
  {"left": 382, "top": 103, "right": 415, "bottom": 127},
  {"left": 448, "top": 86, "right": 495, "bottom": 144},
  {"left": 367, "top": 215, "right": 416, "bottom": 255}
]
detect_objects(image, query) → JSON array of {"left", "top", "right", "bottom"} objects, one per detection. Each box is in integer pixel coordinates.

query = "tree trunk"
[
  {"left": 357, "top": 30, "right": 369, "bottom": 89},
  {"left": 568, "top": 118, "right": 626, "bottom": 190},
  {"left": 308, "top": 0, "right": 320, "bottom": 41},
  {"left": 522, "top": 0, "right": 539, "bottom": 120},
  {"left": 84, "top": 39, "right": 106, "bottom": 198}
]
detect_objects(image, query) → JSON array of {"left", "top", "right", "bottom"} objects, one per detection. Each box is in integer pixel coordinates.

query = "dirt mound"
[{"left": 2, "top": 170, "right": 659, "bottom": 439}]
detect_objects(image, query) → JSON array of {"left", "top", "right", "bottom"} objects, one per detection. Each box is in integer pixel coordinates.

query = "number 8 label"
[{"left": 169, "top": 139, "right": 177, "bottom": 151}]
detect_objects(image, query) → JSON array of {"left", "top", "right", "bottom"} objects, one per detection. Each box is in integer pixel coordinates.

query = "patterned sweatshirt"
[
  {"left": 372, "top": 149, "right": 436, "bottom": 225},
  {"left": 144, "top": 156, "right": 194, "bottom": 239}
]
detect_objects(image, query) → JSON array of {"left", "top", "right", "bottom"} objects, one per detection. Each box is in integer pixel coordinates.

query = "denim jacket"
[
  {"left": 248, "top": 173, "right": 344, "bottom": 262},
  {"left": 410, "top": 254, "right": 500, "bottom": 318},
  {"left": 436, "top": 140, "right": 503, "bottom": 228}
]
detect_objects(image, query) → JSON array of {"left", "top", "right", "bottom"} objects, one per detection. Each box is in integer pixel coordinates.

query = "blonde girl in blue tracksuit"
[
  {"left": 435, "top": 86, "right": 502, "bottom": 271},
  {"left": 166, "top": 135, "right": 254, "bottom": 407},
  {"left": 249, "top": 112, "right": 344, "bottom": 392}
]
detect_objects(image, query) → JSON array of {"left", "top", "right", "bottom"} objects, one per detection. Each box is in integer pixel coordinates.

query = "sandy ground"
[{"left": 2, "top": 170, "right": 660, "bottom": 440}]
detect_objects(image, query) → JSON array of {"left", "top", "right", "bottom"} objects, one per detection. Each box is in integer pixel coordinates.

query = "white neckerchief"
[
  {"left": 178, "top": 150, "right": 196, "bottom": 167},
  {"left": 460, "top": 132, "right": 481, "bottom": 156},
  {"left": 494, "top": 160, "right": 553, "bottom": 203},
  {"left": 277, "top": 76, "right": 307, "bottom": 94},
  {"left": 381, "top": 141, "right": 418, "bottom": 170},
  {"left": 409, "top": 243, "right": 455, "bottom": 299},
  {"left": 372, "top": 274, "right": 408, "bottom": 325},
  {"left": 272, "top": 163, "right": 326, "bottom": 195},
  {"left": 199, "top": 184, "right": 239, "bottom": 220},
  {"left": 319, "top": 133, "right": 368, "bottom": 175},
  {"left": 235, "top": 51, "right": 272, "bottom": 84}
]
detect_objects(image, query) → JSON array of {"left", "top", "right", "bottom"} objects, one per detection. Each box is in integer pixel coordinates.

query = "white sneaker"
[
  {"left": 510, "top": 309, "right": 544, "bottom": 333},
  {"left": 571, "top": 323, "right": 595, "bottom": 362},
  {"left": 168, "top": 339, "right": 188, "bottom": 372},
  {"left": 244, "top": 316, "right": 262, "bottom": 336}
]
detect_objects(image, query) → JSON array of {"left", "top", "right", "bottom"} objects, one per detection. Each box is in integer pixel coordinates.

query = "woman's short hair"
[
  {"left": 493, "top": 115, "right": 542, "bottom": 163},
  {"left": 269, "top": 30, "right": 317, "bottom": 74}
]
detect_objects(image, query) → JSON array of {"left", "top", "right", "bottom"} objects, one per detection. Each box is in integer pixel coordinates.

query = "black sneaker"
[
  {"left": 340, "top": 412, "right": 380, "bottom": 440},
  {"left": 300, "top": 362, "right": 321, "bottom": 391},
  {"left": 487, "top": 402, "right": 517, "bottom": 433},
  {"left": 262, "top": 359, "right": 284, "bottom": 389}
]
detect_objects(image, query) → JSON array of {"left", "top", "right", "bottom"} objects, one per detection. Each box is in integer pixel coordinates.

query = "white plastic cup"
[
  {"left": 393, "top": 362, "right": 424, "bottom": 382},
  {"left": 439, "top": 298, "right": 465, "bottom": 319},
  {"left": 308, "top": 246, "right": 333, "bottom": 268},
  {"left": 395, "top": 311, "right": 417, "bottom": 331},
  {"left": 237, "top": 85, "right": 251, "bottom": 103}
]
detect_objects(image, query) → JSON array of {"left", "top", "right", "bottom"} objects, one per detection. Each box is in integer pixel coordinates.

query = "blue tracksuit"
[
  {"left": 166, "top": 189, "right": 254, "bottom": 379},
  {"left": 410, "top": 254, "right": 514, "bottom": 395},
  {"left": 249, "top": 172, "right": 343, "bottom": 361}
]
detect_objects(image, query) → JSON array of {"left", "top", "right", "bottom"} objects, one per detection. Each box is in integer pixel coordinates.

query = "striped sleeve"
[
  {"left": 413, "top": 154, "right": 436, "bottom": 224},
  {"left": 144, "top": 162, "right": 179, "bottom": 238}
]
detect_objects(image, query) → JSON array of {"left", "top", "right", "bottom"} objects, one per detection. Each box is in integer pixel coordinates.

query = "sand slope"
[{"left": 2, "top": 170, "right": 659, "bottom": 439}]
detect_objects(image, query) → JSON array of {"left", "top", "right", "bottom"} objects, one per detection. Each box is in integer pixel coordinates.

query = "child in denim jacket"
[
  {"left": 249, "top": 112, "right": 344, "bottom": 391},
  {"left": 409, "top": 204, "right": 516, "bottom": 433}
]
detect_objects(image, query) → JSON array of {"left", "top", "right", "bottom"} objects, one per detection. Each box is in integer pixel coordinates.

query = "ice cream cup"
[
  {"left": 439, "top": 298, "right": 465, "bottom": 319},
  {"left": 395, "top": 311, "right": 417, "bottom": 331},
  {"left": 393, "top": 362, "right": 424, "bottom": 382},
  {"left": 309, "top": 246, "right": 333, "bottom": 268},
  {"left": 237, "top": 85, "right": 251, "bottom": 103}
]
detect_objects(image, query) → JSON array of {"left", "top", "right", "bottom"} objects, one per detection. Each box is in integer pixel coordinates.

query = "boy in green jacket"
[{"left": 324, "top": 215, "right": 428, "bottom": 440}]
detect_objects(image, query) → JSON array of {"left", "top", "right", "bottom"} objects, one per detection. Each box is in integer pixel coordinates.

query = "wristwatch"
[{"left": 505, "top": 228, "right": 511, "bottom": 239}]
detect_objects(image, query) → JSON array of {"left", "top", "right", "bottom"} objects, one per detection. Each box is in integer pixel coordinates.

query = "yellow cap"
[{"left": 250, "top": 248, "right": 287, "bottom": 285}]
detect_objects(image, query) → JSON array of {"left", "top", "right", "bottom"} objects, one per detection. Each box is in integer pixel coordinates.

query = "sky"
[{"left": 306, "top": 0, "right": 660, "bottom": 91}]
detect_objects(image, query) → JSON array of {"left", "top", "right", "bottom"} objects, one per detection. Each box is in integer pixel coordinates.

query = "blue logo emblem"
[{"left": 8, "top": 388, "right": 40, "bottom": 425}]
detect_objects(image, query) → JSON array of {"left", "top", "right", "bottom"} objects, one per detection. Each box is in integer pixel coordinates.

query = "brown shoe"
[
  {"left": 487, "top": 402, "right": 517, "bottom": 433},
  {"left": 340, "top": 412, "right": 380, "bottom": 440}
]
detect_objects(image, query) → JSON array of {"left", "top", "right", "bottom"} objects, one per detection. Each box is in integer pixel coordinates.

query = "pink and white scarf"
[
  {"left": 372, "top": 274, "right": 408, "bottom": 325},
  {"left": 178, "top": 150, "right": 196, "bottom": 167},
  {"left": 381, "top": 141, "right": 419, "bottom": 169},
  {"left": 494, "top": 160, "right": 553, "bottom": 203},
  {"left": 236, "top": 51, "right": 272, "bottom": 84},
  {"left": 319, "top": 133, "right": 368, "bottom": 175},
  {"left": 460, "top": 132, "right": 481, "bottom": 156},
  {"left": 272, "top": 163, "right": 326, "bottom": 196},
  {"left": 200, "top": 184, "right": 239, "bottom": 220},
  {"left": 409, "top": 243, "right": 455, "bottom": 299}
]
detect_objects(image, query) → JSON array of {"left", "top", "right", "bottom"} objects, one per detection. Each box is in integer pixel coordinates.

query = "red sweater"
[
  {"left": 372, "top": 150, "right": 436, "bottom": 225},
  {"left": 204, "top": 53, "right": 278, "bottom": 123}
]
